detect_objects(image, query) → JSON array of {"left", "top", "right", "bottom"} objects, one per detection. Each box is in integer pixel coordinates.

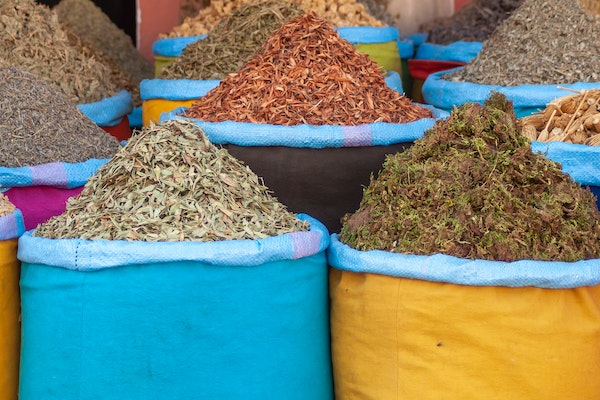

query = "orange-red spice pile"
[{"left": 183, "top": 12, "right": 432, "bottom": 126}]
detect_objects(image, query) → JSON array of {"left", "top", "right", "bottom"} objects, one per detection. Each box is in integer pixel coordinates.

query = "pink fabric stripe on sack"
[
  {"left": 341, "top": 125, "right": 373, "bottom": 147},
  {"left": 30, "top": 162, "right": 69, "bottom": 186}
]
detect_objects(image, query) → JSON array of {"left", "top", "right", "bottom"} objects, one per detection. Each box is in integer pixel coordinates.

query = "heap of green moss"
[{"left": 340, "top": 93, "right": 600, "bottom": 262}]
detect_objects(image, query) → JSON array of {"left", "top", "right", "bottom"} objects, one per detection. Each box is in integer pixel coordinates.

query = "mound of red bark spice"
[{"left": 182, "top": 12, "right": 432, "bottom": 126}]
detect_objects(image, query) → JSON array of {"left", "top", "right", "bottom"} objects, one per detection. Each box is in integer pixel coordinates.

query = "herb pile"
[
  {"left": 444, "top": 0, "right": 600, "bottom": 85},
  {"left": 0, "top": 67, "right": 121, "bottom": 167},
  {"left": 420, "top": 0, "right": 523, "bottom": 45},
  {"left": 0, "top": 0, "right": 118, "bottom": 103},
  {"left": 34, "top": 120, "right": 308, "bottom": 241},
  {"left": 340, "top": 93, "right": 600, "bottom": 262},
  {"left": 0, "top": 194, "right": 16, "bottom": 217},
  {"left": 161, "top": 0, "right": 384, "bottom": 38},
  {"left": 160, "top": 1, "right": 303, "bottom": 80},
  {"left": 54, "top": 0, "right": 154, "bottom": 87}
]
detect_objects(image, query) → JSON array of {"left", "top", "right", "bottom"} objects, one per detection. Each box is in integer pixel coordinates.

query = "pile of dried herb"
[
  {"left": 340, "top": 92, "right": 600, "bottom": 262},
  {"left": 0, "top": 194, "right": 16, "bottom": 217},
  {"left": 34, "top": 120, "right": 308, "bottom": 242},
  {"left": 0, "top": 67, "right": 121, "bottom": 167},
  {"left": 183, "top": 12, "right": 432, "bottom": 126},
  {"left": 420, "top": 0, "right": 523, "bottom": 45},
  {"left": 0, "top": 0, "right": 118, "bottom": 103},
  {"left": 160, "top": 1, "right": 303, "bottom": 80},
  {"left": 54, "top": 0, "right": 154, "bottom": 87},
  {"left": 444, "top": 0, "right": 600, "bottom": 85},
  {"left": 161, "top": 0, "right": 384, "bottom": 38},
  {"left": 63, "top": 27, "right": 142, "bottom": 106}
]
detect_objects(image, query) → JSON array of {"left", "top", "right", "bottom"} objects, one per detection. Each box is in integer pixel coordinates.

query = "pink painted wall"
[{"left": 136, "top": 0, "right": 185, "bottom": 63}]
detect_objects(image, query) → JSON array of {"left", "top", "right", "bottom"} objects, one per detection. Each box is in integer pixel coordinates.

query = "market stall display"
[{"left": 173, "top": 12, "right": 441, "bottom": 232}]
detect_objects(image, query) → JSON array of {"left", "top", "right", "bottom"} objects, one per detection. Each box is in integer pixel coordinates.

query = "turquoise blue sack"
[
  {"left": 531, "top": 141, "right": 600, "bottom": 207},
  {"left": 423, "top": 68, "right": 600, "bottom": 117},
  {"left": 140, "top": 78, "right": 220, "bottom": 101},
  {"left": 18, "top": 215, "right": 333, "bottom": 400},
  {"left": 415, "top": 41, "right": 482, "bottom": 62},
  {"left": 78, "top": 90, "right": 133, "bottom": 127},
  {"left": 152, "top": 35, "right": 207, "bottom": 58}
]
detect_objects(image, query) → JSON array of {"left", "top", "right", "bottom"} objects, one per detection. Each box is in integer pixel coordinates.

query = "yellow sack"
[
  {"left": 140, "top": 78, "right": 220, "bottom": 126},
  {"left": 328, "top": 235, "right": 600, "bottom": 400},
  {"left": 142, "top": 98, "right": 197, "bottom": 127},
  {"left": 0, "top": 238, "right": 20, "bottom": 400}
]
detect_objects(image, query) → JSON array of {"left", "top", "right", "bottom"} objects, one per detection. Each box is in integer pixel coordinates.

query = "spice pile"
[
  {"left": 340, "top": 93, "right": 600, "bottom": 262},
  {"left": 63, "top": 27, "right": 141, "bottom": 106},
  {"left": 160, "top": 1, "right": 303, "bottom": 80},
  {"left": 0, "top": 0, "right": 118, "bottom": 103},
  {"left": 161, "top": 0, "right": 384, "bottom": 38},
  {"left": 0, "top": 67, "right": 121, "bottom": 167},
  {"left": 520, "top": 89, "right": 600, "bottom": 145},
  {"left": 34, "top": 120, "right": 308, "bottom": 242},
  {"left": 183, "top": 12, "right": 432, "bottom": 126},
  {"left": 444, "top": 0, "right": 600, "bottom": 85},
  {"left": 420, "top": 0, "right": 523, "bottom": 45},
  {"left": 54, "top": 0, "right": 154, "bottom": 87},
  {"left": 0, "top": 194, "right": 16, "bottom": 218}
]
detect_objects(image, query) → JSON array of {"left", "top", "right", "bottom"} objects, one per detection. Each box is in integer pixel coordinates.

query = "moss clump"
[{"left": 340, "top": 92, "right": 600, "bottom": 262}]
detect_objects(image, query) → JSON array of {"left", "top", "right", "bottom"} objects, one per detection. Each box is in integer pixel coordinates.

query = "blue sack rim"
[
  {"left": 78, "top": 90, "right": 134, "bottom": 126},
  {"left": 415, "top": 41, "right": 482, "bottom": 62},
  {"left": 0, "top": 209, "right": 25, "bottom": 240},
  {"left": 140, "top": 78, "right": 222, "bottom": 101},
  {"left": 327, "top": 234, "right": 600, "bottom": 289},
  {"left": 0, "top": 158, "right": 110, "bottom": 189},
  {"left": 336, "top": 26, "right": 399, "bottom": 44},
  {"left": 422, "top": 68, "right": 600, "bottom": 116},
  {"left": 152, "top": 35, "right": 207, "bottom": 57},
  {"left": 18, "top": 214, "right": 330, "bottom": 271},
  {"left": 160, "top": 103, "right": 448, "bottom": 148}
]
